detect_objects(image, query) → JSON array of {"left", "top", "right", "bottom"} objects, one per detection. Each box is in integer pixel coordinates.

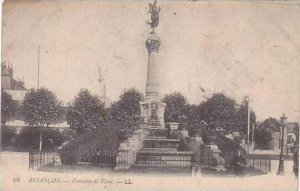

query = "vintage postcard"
[{"left": 0, "top": 0, "right": 299, "bottom": 191}]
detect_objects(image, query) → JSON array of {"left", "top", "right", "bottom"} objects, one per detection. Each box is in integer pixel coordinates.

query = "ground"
[{"left": 0, "top": 152, "right": 298, "bottom": 191}]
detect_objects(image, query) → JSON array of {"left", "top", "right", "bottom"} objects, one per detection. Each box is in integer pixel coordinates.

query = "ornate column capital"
[{"left": 145, "top": 34, "right": 161, "bottom": 53}]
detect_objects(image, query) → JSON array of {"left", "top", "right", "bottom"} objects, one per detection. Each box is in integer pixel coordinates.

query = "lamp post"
[{"left": 277, "top": 113, "right": 287, "bottom": 175}]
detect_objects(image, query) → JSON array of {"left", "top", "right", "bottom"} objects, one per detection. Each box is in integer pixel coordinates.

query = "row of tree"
[
  {"left": 163, "top": 92, "right": 256, "bottom": 136},
  {"left": 2, "top": 87, "right": 256, "bottom": 150}
]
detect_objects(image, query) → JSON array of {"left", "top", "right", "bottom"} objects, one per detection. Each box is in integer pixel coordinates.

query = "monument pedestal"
[{"left": 140, "top": 98, "right": 166, "bottom": 128}]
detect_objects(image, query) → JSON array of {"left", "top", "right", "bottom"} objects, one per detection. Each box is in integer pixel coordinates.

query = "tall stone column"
[
  {"left": 140, "top": 0, "right": 165, "bottom": 128},
  {"left": 145, "top": 33, "right": 160, "bottom": 98},
  {"left": 140, "top": 33, "right": 166, "bottom": 128}
]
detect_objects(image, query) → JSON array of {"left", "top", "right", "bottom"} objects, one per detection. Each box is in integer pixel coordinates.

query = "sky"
[{"left": 2, "top": 0, "right": 300, "bottom": 122}]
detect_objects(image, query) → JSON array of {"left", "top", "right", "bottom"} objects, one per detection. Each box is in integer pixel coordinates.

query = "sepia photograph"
[{"left": 0, "top": 0, "right": 299, "bottom": 190}]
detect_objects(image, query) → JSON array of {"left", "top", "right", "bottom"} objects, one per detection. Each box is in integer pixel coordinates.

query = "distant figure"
[
  {"left": 293, "top": 147, "right": 298, "bottom": 177},
  {"left": 233, "top": 150, "right": 247, "bottom": 175}
]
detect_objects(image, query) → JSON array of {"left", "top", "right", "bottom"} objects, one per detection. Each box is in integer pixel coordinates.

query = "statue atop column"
[
  {"left": 140, "top": 0, "right": 166, "bottom": 128},
  {"left": 147, "top": 0, "right": 161, "bottom": 33}
]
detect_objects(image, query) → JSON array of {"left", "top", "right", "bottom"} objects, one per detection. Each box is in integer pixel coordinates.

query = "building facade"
[{"left": 1, "top": 61, "right": 28, "bottom": 104}]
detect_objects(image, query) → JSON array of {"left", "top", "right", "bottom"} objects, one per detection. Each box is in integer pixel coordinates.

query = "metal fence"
[
  {"left": 29, "top": 150, "right": 193, "bottom": 174},
  {"left": 247, "top": 154, "right": 272, "bottom": 173},
  {"left": 29, "top": 151, "right": 61, "bottom": 170},
  {"left": 29, "top": 150, "right": 118, "bottom": 170},
  {"left": 29, "top": 151, "right": 272, "bottom": 174},
  {"left": 86, "top": 150, "right": 117, "bottom": 168}
]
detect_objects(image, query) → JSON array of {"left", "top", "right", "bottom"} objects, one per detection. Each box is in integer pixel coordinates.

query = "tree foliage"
[
  {"left": 1, "top": 90, "right": 17, "bottom": 125},
  {"left": 260, "top": 117, "right": 281, "bottom": 131},
  {"left": 22, "top": 88, "right": 63, "bottom": 127},
  {"left": 162, "top": 92, "right": 188, "bottom": 123},
  {"left": 107, "top": 88, "right": 143, "bottom": 139},
  {"left": 66, "top": 89, "right": 106, "bottom": 134},
  {"left": 60, "top": 125, "right": 120, "bottom": 165},
  {"left": 15, "top": 127, "right": 64, "bottom": 151},
  {"left": 254, "top": 127, "right": 273, "bottom": 150},
  {"left": 1, "top": 126, "right": 17, "bottom": 149},
  {"left": 198, "top": 93, "right": 238, "bottom": 132}
]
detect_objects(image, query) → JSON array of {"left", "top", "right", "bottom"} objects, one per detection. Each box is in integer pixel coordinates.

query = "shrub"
[
  {"left": 15, "top": 127, "right": 64, "bottom": 151},
  {"left": 59, "top": 124, "right": 121, "bottom": 165},
  {"left": 198, "top": 129, "right": 247, "bottom": 171},
  {"left": 213, "top": 135, "right": 247, "bottom": 171},
  {"left": 1, "top": 125, "right": 17, "bottom": 149},
  {"left": 186, "top": 122, "right": 208, "bottom": 138},
  {"left": 60, "top": 129, "right": 76, "bottom": 142}
]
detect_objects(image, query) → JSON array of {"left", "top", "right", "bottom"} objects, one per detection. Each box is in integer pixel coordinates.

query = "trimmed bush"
[
  {"left": 15, "top": 126, "right": 64, "bottom": 151},
  {"left": 59, "top": 124, "right": 121, "bottom": 165}
]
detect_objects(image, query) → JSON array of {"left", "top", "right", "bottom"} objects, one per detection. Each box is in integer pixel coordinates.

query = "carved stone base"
[{"left": 139, "top": 99, "right": 166, "bottom": 127}]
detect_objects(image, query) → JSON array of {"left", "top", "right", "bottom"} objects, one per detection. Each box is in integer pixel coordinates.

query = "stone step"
[
  {"left": 135, "top": 160, "right": 191, "bottom": 168},
  {"left": 143, "top": 138, "right": 180, "bottom": 149},
  {"left": 142, "top": 148, "right": 178, "bottom": 151},
  {"left": 138, "top": 150, "right": 193, "bottom": 155}
]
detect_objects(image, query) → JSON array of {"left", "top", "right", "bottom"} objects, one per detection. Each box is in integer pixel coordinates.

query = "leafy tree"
[
  {"left": 254, "top": 117, "right": 280, "bottom": 149},
  {"left": 21, "top": 88, "right": 64, "bottom": 151},
  {"left": 184, "top": 104, "right": 208, "bottom": 127},
  {"left": 107, "top": 88, "right": 143, "bottom": 139},
  {"left": 260, "top": 117, "right": 281, "bottom": 131},
  {"left": 66, "top": 89, "right": 106, "bottom": 135},
  {"left": 1, "top": 90, "right": 17, "bottom": 125},
  {"left": 198, "top": 92, "right": 238, "bottom": 132},
  {"left": 162, "top": 92, "right": 188, "bottom": 123}
]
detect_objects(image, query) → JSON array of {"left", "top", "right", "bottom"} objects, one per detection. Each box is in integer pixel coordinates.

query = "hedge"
[
  {"left": 15, "top": 126, "right": 64, "bottom": 151},
  {"left": 59, "top": 124, "right": 121, "bottom": 165},
  {"left": 1, "top": 126, "right": 17, "bottom": 149}
]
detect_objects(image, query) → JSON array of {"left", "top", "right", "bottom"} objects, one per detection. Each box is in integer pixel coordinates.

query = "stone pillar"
[
  {"left": 139, "top": 33, "right": 166, "bottom": 128},
  {"left": 115, "top": 129, "right": 147, "bottom": 171},
  {"left": 203, "top": 144, "right": 225, "bottom": 172},
  {"left": 145, "top": 33, "right": 160, "bottom": 98}
]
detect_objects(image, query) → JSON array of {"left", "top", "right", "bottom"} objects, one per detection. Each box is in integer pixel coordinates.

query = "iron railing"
[
  {"left": 29, "top": 150, "right": 193, "bottom": 174},
  {"left": 29, "top": 150, "right": 272, "bottom": 174},
  {"left": 29, "top": 151, "right": 60, "bottom": 170},
  {"left": 247, "top": 154, "right": 272, "bottom": 173}
]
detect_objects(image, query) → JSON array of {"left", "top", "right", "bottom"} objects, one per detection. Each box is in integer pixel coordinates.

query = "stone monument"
[
  {"left": 139, "top": 0, "right": 166, "bottom": 128},
  {"left": 116, "top": 1, "right": 193, "bottom": 173}
]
